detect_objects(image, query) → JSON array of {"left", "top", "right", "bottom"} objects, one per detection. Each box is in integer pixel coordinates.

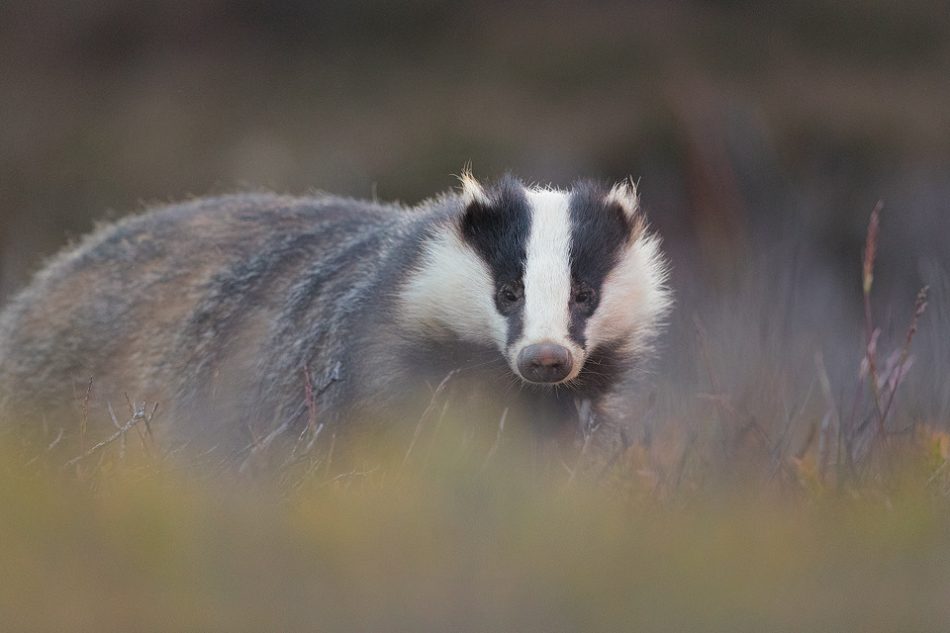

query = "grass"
[
  {"left": 2, "top": 207, "right": 949, "bottom": 632},
  {"left": 2, "top": 437, "right": 950, "bottom": 631}
]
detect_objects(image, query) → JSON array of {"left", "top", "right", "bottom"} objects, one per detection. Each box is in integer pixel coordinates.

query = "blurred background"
[{"left": 1, "top": 0, "right": 948, "bottom": 426}]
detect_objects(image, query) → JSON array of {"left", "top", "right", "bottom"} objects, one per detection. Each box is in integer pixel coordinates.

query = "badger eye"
[
  {"left": 497, "top": 283, "right": 523, "bottom": 309},
  {"left": 573, "top": 286, "right": 596, "bottom": 310}
]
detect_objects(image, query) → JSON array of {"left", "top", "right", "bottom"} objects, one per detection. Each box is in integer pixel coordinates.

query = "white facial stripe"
[
  {"left": 399, "top": 229, "right": 507, "bottom": 347},
  {"left": 520, "top": 189, "right": 573, "bottom": 346}
]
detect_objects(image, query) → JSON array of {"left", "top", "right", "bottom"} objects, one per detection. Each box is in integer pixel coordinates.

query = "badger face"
[{"left": 401, "top": 173, "right": 671, "bottom": 389}]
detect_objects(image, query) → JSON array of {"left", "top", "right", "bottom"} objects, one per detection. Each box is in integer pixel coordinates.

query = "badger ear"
[
  {"left": 458, "top": 168, "right": 490, "bottom": 208},
  {"left": 605, "top": 178, "right": 640, "bottom": 222}
]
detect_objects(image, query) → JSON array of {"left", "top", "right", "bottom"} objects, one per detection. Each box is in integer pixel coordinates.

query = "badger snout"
[{"left": 517, "top": 343, "right": 574, "bottom": 384}]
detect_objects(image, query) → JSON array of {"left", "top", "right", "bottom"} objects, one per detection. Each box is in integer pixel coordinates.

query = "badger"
[{"left": 0, "top": 173, "right": 670, "bottom": 464}]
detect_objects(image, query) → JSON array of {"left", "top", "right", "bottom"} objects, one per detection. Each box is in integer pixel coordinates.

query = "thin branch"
[
  {"left": 63, "top": 408, "right": 148, "bottom": 469},
  {"left": 480, "top": 407, "right": 509, "bottom": 472},
  {"left": 862, "top": 202, "right": 886, "bottom": 430},
  {"left": 402, "top": 369, "right": 459, "bottom": 468},
  {"left": 878, "top": 286, "right": 929, "bottom": 434}
]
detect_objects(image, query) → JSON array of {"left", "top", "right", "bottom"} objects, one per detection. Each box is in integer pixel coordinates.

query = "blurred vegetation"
[
  {"left": 2, "top": 1, "right": 950, "bottom": 629},
  {"left": 3, "top": 416, "right": 950, "bottom": 631}
]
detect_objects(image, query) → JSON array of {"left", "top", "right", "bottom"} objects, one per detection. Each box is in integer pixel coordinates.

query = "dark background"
[{"left": 1, "top": 0, "right": 948, "bottom": 415}]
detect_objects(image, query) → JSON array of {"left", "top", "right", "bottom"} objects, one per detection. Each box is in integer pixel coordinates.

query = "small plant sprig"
[{"left": 841, "top": 203, "right": 930, "bottom": 482}]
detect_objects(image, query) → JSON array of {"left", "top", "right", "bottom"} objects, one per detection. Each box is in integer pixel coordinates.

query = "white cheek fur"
[
  {"left": 398, "top": 230, "right": 508, "bottom": 348},
  {"left": 585, "top": 233, "right": 672, "bottom": 355}
]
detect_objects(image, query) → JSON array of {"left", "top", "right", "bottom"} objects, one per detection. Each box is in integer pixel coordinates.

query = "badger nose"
[{"left": 517, "top": 343, "right": 573, "bottom": 383}]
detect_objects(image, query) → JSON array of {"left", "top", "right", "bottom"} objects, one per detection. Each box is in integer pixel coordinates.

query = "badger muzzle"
[{"left": 516, "top": 342, "right": 574, "bottom": 384}]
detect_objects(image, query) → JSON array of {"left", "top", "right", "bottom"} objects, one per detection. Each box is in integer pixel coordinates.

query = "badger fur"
[{"left": 0, "top": 174, "right": 670, "bottom": 462}]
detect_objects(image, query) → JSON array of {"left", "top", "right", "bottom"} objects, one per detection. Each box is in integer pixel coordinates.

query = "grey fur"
[
  {"left": 0, "top": 185, "right": 668, "bottom": 463},
  {"left": 0, "top": 193, "right": 454, "bottom": 448}
]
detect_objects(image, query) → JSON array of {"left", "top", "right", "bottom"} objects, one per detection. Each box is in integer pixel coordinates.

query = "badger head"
[{"left": 401, "top": 173, "right": 671, "bottom": 391}]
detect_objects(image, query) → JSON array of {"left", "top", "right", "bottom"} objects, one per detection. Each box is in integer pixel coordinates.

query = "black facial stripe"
[
  {"left": 567, "top": 181, "right": 631, "bottom": 348},
  {"left": 459, "top": 175, "right": 531, "bottom": 349},
  {"left": 505, "top": 308, "right": 524, "bottom": 348},
  {"left": 574, "top": 341, "right": 634, "bottom": 396},
  {"left": 568, "top": 301, "right": 589, "bottom": 348}
]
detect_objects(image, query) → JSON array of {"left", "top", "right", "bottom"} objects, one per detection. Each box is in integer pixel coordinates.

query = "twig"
[
  {"left": 421, "top": 399, "right": 452, "bottom": 470},
  {"left": 596, "top": 426, "right": 633, "bottom": 483},
  {"left": 47, "top": 427, "right": 65, "bottom": 452},
  {"left": 926, "top": 459, "right": 949, "bottom": 488},
  {"left": 239, "top": 420, "right": 291, "bottom": 473},
  {"left": 79, "top": 376, "right": 94, "bottom": 455},
  {"left": 480, "top": 407, "right": 508, "bottom": 472},
  {"left": 317, "top": 466, "right": 380, "bottom": 490},
  {"left": 107, "top": 401, "right": 127, "bottom": 461},
  {"left": 24, "top": 427, "right": 66, "bottom": 467},
  {"left": 878, "top": 286, "right": 929, "bottom": 434},
  {"left": 124, "top": 393, "right": 155, "bottom": 452},
  {"left": 861, "top": 203, "right": 888, "bottom": 433},
  {"left": 769, "top": 377, "right": 814, "bottom": 481},
  {"left": 670, "top": 427, "right": 698, "bottom": 494},
  {"left": 303, "top": 365, "right": 319, "bottom": 437},
  {"left": 323, "top": 433, "right": 336, "bottom": 476},
  {"left": 814, "top": 351, "right": 839, "bottom": 482},
  {"left": 693, "top": 315, "right": 731, "bottom": 450},
  {"left": 402, "top": 369, "right": 459, "bottom": 468},
  {"left": 566, "top": 400, "right": 600, "bottom": 485},
  {"left": 63, "top": 408, "right": 148, "bottom": 469}
]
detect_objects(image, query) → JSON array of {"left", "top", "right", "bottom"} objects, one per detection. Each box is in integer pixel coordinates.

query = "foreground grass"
[{"left": 2, "top": 435, "right": 950, "bottom": 633}]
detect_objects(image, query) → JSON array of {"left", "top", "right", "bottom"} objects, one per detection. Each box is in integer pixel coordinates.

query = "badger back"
[{"left": 0, "top": 193, "right": 415, "bottom": 449}]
